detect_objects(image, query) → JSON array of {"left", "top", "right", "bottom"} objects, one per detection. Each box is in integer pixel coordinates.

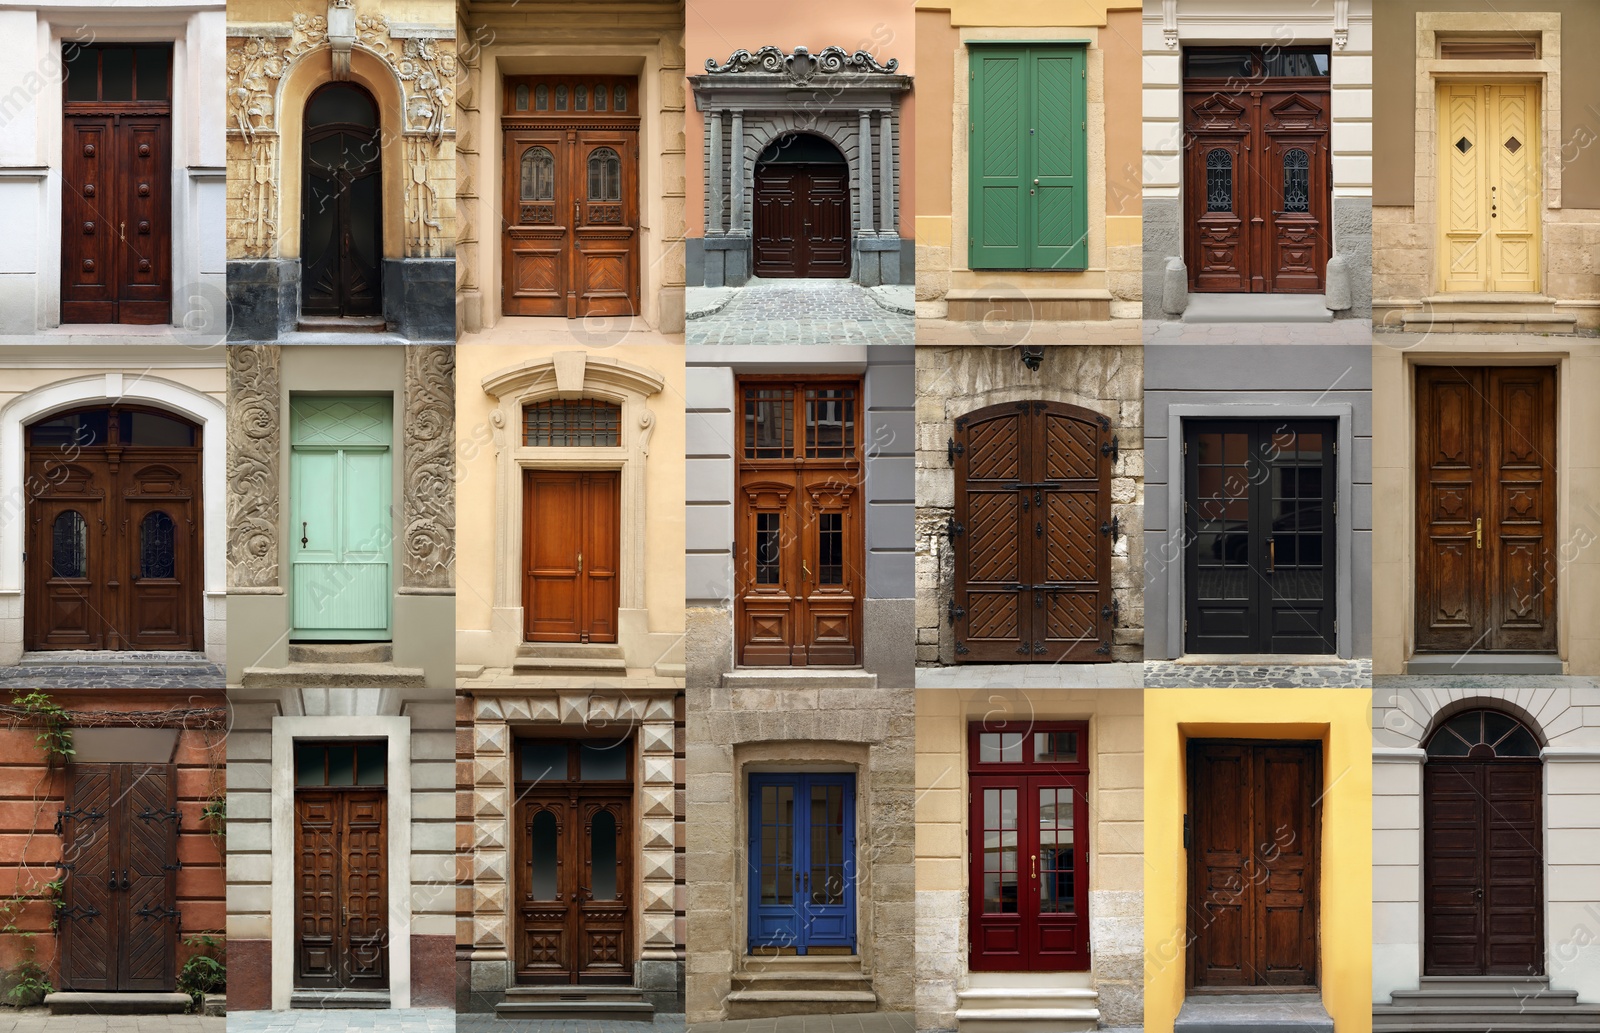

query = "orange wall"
[
  {"left": 685, "top": 0, "right": 917, "bottom": 236},
  {"left": 1104, "top": 8, "right": 1140, "bottom": 216}
]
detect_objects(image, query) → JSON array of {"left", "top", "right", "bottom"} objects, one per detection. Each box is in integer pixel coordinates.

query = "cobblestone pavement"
[
  {"left": 916, "top": 663, "right": 1143, "bottom": 689},
  {"left": 0, "top": 1015, "right": 223, "bottom": 1033},
  {"left": 687, "top": 281, "right": 914, "bottom": 346},
  {"left": 228, "top": 1010, "right": 455, "bottom": 1032},
  {"left": 687, "top": 1013, "right": 913, "bottom": 1033},
  {"left": 1376, "top": 674, "right": 1600, "bottom": 689},
  {"left": 460, "top": 1016, "right": 685, "bottom": 1033},
  {"left": 0, "top": 665, "right": 224, "bottom": 688},
  {"left": 1144, "top": 319, "right": 1372, "bottom": 344},
  {"left": 1144, "top": 659, "right": 1372, "bottom": 688},
  {"left": 916, "top": 318, "right": 1141, "bottom": 346}
]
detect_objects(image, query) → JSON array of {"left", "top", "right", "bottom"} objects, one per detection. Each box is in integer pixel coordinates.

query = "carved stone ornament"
[
  {"left": 403, "top": 345, "right": 455, "bottom": 590},
  {"left": 704, "top": 45, "right": 898, "bottom": 84},
  {"left": 227, "top": 345, "right": 282, "bottom": 590}
]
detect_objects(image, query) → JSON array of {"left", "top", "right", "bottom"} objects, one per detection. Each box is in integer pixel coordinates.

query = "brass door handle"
[
  {"left": 1031, "top": 854, "right": 1037, "bottom": 880},
  {"left": 1475, "top": 518, "right": 1483, "bottom": 550},
  {"left": 119, "top": 221, "right": 126, "bottom": 242},
  {"left": 577, "top": 551, "right": 583, "bottom": 575},
  {"left": 802, "top": 563, "right": 811, "bottom": 581},
  {"left": 1267, "top": 536, "right": 1275, "bottom": 574}
]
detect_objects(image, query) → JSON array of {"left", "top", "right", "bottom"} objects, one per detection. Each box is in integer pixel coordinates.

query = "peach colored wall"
[
  {"left": 914, "top": 9, "right": 957, "bottom": 227},
  {"left": 1104, "top": 8, "right": 1140, "bottom": 216},
  {"left": 685, "top": 0, "right": 917, "bottom": 236}
]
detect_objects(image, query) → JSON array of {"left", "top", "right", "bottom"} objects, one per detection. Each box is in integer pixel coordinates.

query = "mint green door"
[
  {"left": 289, "top": 395, "right": 393, "bottom": 640},
  {"left": 969, "top": 45, "right": 1088, "bottom": 271}
]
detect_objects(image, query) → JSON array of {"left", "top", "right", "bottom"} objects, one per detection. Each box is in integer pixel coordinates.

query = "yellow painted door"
[{"left": 1440, "top": 83, "right": 1540, "bottom": 292}]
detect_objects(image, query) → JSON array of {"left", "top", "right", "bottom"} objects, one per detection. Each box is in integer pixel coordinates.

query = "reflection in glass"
[
  {"left": 806, "top": 389, "right": 855, "bottom": 458},
  {"left": 591, "top": 810, "right": 618, "bottom": 900},
  {"left": 756, "top": 513, "right": 782, "bottom": 584},
  {"left": 980, "top": 732, "right": 1025, "bottom": 764},
  {"left": 983, "top": 788, "right": 1018, "bottom": 913},
  {"left": 327, "top": 747, "right": 354, "bottom": 786},
  {"left": 760, "top": 785, "right": 795, "bottom": 905},
  {"left": 744, "top": 389, "right": 793, "bottom": 458},
  {"left": 64, "top": 45, "right": 96, "bottom": 102},
  {"left": 818, "top": 513, "right": 843, "bottom": 585},
  {"left": 1185, "top": 50, "right": 1253, "bottom": 78},
  {"left": 1034, "top": 732, "right": 1079, "bottom": 764},
  {"left": 294, "top": 745, "right": 323, "bottom": 786},
  {"left": 1206, "top": 149, "right": 1233, "bottom": 212},
  {"left": 580, "top": 742, "right": 627, "bottom": 781},
  {"left": 588, "top": 147, "right": 622, "bottom": 201},
  {"left": 1426, "top": 709, "right": 1541, "bottom": 759},
  {"left": 135, "top": 46, "right": 169, "bottom": 101},
  {"left": 356, "top": 743, "right": 386, "bottom": 785},
  {"left": 51, "top": 512, "right": 88, "bottom": 579},
  {"left": 521, "top": 742, "right": 569, "bottom": 782},
  {"left": 809, "top": 784, "right": 845, "bottom": 905},
  {"left": 1039, "top": 787, "right": 1075, "bottom": 913},
  {"left": 530, "top": 810, "right": 558, "bottom": 898}
]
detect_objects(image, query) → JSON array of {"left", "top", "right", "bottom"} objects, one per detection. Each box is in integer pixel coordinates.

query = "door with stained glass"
[
  {"left": 514, "top": 738, "right": 632, "bottom": 984},
  {"left": 967, "top": 722, "right": 1089, "bottom": 971},
  {"left": 502, "top": 76, "right": 640, "bottom": 317},
  {"left": 748, "top": 773, "right": 855, "bottom": 953}
]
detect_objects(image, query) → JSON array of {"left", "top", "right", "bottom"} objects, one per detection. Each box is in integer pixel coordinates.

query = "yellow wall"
[{"left": 1144, "top": 690, "right": 1372, "bottom": 1033}]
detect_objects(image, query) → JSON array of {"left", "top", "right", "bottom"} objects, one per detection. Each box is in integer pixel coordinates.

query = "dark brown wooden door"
[
  {"left": 952, "top": 402, "right": 1115, "bottom": 662},
  {"left": 61, "top": 45, "right": 172, "bottom": 324},
  {"left": 754, "top": 163, "right": 851, "bottom": 278},
  {"left": 25, "top": 406, "right": 202, "bottom": 651},
  {"left": 1415, "top": 366, "right": 1556, "bottom": 654},
  {"left": 1188, "top": 741, "right": 1319, "bottom": 990},
  {"left": 1183, "top": 48, "right": 1330, "bottom": 294},
  {"left": 523, "top": 471, "right": 619, "bottom": 643},
  {"left": 735, "top": 380, "right": 863, "bottom": 667},
  {"left": 59, "top": 763, "right": 179, "bottom": 992},
  {"left": 503, "top": 77, "right": 640, "bottom": 318},
  {"left": 301, "top": 82, "right": 382, "bottom": 317},
  {"left": 295, "top": 791, "right": 388, "bottom": 990}
]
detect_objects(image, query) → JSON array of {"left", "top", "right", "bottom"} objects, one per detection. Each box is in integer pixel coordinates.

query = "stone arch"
[
  {"left": 1420, "top": 695, "right": 1550, "bottom": 749},
  {"left": 736, "top": 113, "right": 864, "bottom": 234}
]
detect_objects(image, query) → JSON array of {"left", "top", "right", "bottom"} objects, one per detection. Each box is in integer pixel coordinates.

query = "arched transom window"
[{"left": 1425, "top": 709, "right": 1540, "bottom": 759}]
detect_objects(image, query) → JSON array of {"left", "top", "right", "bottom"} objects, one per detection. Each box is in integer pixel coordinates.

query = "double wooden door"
[
  {"left": 735, "top": 380, "right": 863, "bottom": 667},
  {"left": 1183, "top": 48, "right": 1331, "bottom": 293},
  {"left": 58, "top": 763, "right": 179, "bottom": 992},
  {"left": 295, "top": 791, "right": 388, "bottom": 990},
  {"left": 951, "top": 401, "right": 1115, "bottom": 663},
  {"left": 1439, "top": 83, "right": 1540, "bottom": 292},
  {"left": 748, "top": 774, "right": 855, "bottom": 953},
  {"left": 1415, "top": 367, "right": 1555, "bottom": 654},
  {"left": 523, "top": 471, "right": 618, "bottom": 643},
  {"left": 753, "top": 162, "right": 851, "bottom": 278},
  {"left": 301, "top": 82, "right": 382, "bottom": 317},
  {"left": 1187, "top": 741, "right": 1319, "bottom": 990},
  {"left": 61, "top": 44, "right": 172, "bottom": 324},
  {"left": 515, "top": 788, "right": 631, "bottom": 983},
  {"left": 503, "top": 76, "right": 640, "bottom": 317}
]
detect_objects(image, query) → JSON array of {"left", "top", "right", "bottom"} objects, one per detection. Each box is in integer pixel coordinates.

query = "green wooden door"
[
  {"left": 969, "top": 45, "right": 1087, "bottom": 271},
  {"left": 289, "top": 395, "right": 393, "bottom": 640}
]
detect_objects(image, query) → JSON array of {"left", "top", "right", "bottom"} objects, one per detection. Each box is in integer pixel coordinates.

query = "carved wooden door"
[
  {"left": 951, "top": 401, "right": 1116, "bottom": 663},
  {"left": 503, "top": 77, "right": 641, "bottom": 318},
  {"left": 1183, "top": 48, "right": 1331, "bottom": 293},
  {"left": 1187, "top": 741, "right": 1319, "bottom": 990},
  {"left": 754, "top": 142, "right": 851, "bottom": 277},
  {"left": 523, "top": 470, "right": 619, "bottom": 643},
  {"left": 735, "top": 380, "right": 863, "bottom": 667},
  {"left": 1422, "top": 709, "right": 1543, "bottom": 976},
  {"left": 25, "top": 406, "right": 203, "bottom": 651},
  {"left": 61, "top": 44, "right": 172, "bottom": 325},
  {"left": 301, "top": 83, "right": 383, "bottom": 317},
  {"left": 1439, "top": 83, "right": 1540, "bottom": 292},
  {"left": 59, "top": 763, "right": 179, "bottom": 992},
  {"left": 1415, "top": 367, "right": 1555, "bottom": 653}
]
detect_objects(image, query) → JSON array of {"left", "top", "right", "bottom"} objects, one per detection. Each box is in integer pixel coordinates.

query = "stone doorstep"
[
  {"left": 1181, "top": 293, "right": 1334, "bottom": 323},
  {"left": 21, "top": 650, "right": 212, "bottom": 666},
  {"left": 721, "top": 669, "right": 879, "bottom": 689},
  {"left": 956, "top": 986, "right": 1100, "bottom": 1033},
  {"left": 496, "top": 984, "right": 655, "bottom": 1021},
  {"left": 1172, "top": 654, "right": 1346, "bottom": 666},
  {"left": 1405, "top": 653, "right": 1564, "bottom": 676},
  {"left": 289, "top": 989, "right": 390, "bottom": 1009},
  {"left": 288, "top": 642, "right": 394, "bottom": 665},
  {"left": 45, "top": 991, "right": 191, "bottom": 1014},
  {"left": 238, "top": 662, "right": 427, "bottom": 688},
  {"left": 1174, "top": 993, "right": 1334, "bottom": 1033}
]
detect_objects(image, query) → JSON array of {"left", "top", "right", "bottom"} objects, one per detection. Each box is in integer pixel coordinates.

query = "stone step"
[
  {"left": 1401, "top": 311, "right": 1578, "bottom": 334},
  {"left": 740, "top": 954, "right": 865, "bottom": 975},
  {"left": 1406, "top": 653, "right": 1564, "bottom": 676},
  {"left": 733, "top": 970, "right": 875, "bottom": 993},
  {"left": 496, "top": 985, "right": 654, "bottom": 1021},
  {"left": 1175, "top": 993, "right": 1334, "bottom": 1033},
  {"left": 1183, "top": 293, "right": 1334, "bottom": 323},
  {"left": 290, "top": 989, "right": 390, "bottom": 1009},
  {"left": 1374, "top": 1004, "right": 1600, "bottom": 1030},
  {"left": 958, "top": 987, "right": 1101, "bottom": 1033},
  {"left": 1393, "top": 977, "right": 1572, "bottom": 1002},
  {"left": 296, "top": 316, "right": 387, "bottom": 333},
  {"left": 46, "top": 992, "right": 191, "bottom": 1015},
  {"left": 239, "top": 662, "right": 427, "bottom": 688},
  {"left": 21, "top": 650, "right": 210, "bottom": 666},
  {"left": 722, "top": 669, "right": 878, "bottom": 690},
  {"left": 1416, "top": 293, "right": 1563, "bottom": 314},
  {"left": 724, "top": 989, "right": 879, "bottom": 1019},
  {"left": 516, "top": 643, "right": 626, "bottom": 661},
  {"left": 289, "top": 642, "right": 393, "bottom": 665},
  {"left": 514, "top": 642, "right": 629, "bottom": 676},
  {"left": 945, "top": 288, "right": 1112, "bottom": 322}
]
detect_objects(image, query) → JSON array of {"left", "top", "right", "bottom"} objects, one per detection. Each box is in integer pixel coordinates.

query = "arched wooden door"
[
  {"left": 25, "top": 406, "right": 202, "bottom": 651},
  {"left": 302, "top": 82, "right": 382, "bottom": 317},
  {"left": 1423, "top": 709, "right": 1543, "bottom": 976},
  {"left": 753, "top": 134, "right": 850, "bottom": 278}
]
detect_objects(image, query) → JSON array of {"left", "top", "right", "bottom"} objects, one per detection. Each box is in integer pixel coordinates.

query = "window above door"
[
  {"left": 516, "top": 738, "right": 632, "bottom": 784},
  {"left": 969, "top": 721, "right": 1089, "bottom": 773}
]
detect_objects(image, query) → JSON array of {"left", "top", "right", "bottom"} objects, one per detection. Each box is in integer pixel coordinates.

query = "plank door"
[
  {"left": 1439, "top": 83, "right": 1540, "bottom": 293},
  {"left": 1415, "top": 367, "right": 1555, "bottom": 653},
  {"left": 748, "top": 774, "right": 855, "bottom": 954},
  {"left": 754, "top": 166, "right": 851, "bottom": 278},
  {"left": 300, "top": 82, "right": 383, "bottom": 317},
  {"left": 523, "top": 471, "right": 619, "bottom": 643},
  {"left": 295, "top": 788, "right": 389, "bottom": 991},
  {"left": 59, "top": 764, "right": 116, "bottom": 990}
]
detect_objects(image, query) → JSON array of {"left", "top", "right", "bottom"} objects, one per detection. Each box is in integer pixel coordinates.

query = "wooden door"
[
  {"left": 1422, "top": 709, "right": 1543, "bottom": 976},
  {"left": 502, "top": 77, "right": 641, "bottom": 318},
  {"left": 295, "top": 791, "right": 389, "bottom": 990},
  {"left": 301, "top": 82, "right": 382, "bottom": 317},
  {"left": 1183, "top": 48, "right": 1331, "bottom": 293},
  {"left": 1185, "top": 421, "right": 1336, "bottom": 655},
  {"left": 748, "top": 774, "right": 855, "bottom": 953},
  {"left": 59, "top": 764, "right": 179, "bottom": 992},
  {"left": 1415, "top": 367, "right": 1555, "bottom": 653},
  {"left": 951, "top": 402, "right": 1114, "bottom": 662},
  {"left": 754, "top": 158, "right": 851, "bottom": 278},
  {"left": 1439, "top": 83, "right": 1540, "bottom": 293},
  {"left": 523, "top": 471, "right": 619, "bottom": 643},
  {"left": 735, "top": 380, "right": 863, "bottom": 667},
  {"left": 61, "top": 45, "right": 172, "bottom": 325},
  {"left": 1188, "top": 741, "right": 1319, "bottom": 990}
]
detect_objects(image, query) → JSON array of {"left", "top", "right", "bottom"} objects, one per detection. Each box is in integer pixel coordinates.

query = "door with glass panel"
[
  {"left": 747, "top": 773, "right": 855, "bottom": 953},
  {"left": 502, "top": 76, "right": 640, "bottom": 317},
  {"left": 514, "top": 738, "right": 632, "bottom": 984},
  {"left": 967, "top": 722, "right": 1089, "bottom": 970},
  {"left": 734, "top": 379, "right": 864, "bottom": 666}
]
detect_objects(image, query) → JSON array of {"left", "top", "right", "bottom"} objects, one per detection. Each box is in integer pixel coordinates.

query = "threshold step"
[
  {"left": 722, "top": 669, "right": 878, "bottom": 689},
  {"left": 22, "top": 651, "right": 209, "bottom": 666},
  {"left": 239, "top": 662, "right": 427, "bottom": 688},
  {"left": 1406, "top": 653, "right": 1563, "bottom": 676},
  {"left": 46, "top": 992, "right": 190, "bottom": 1015},
  {"left": 1175, "top": 993, "right": 1334, "bottom": 1033},
  {"left": 290, "top": 989, "right": 390, "bottom": 1009}
]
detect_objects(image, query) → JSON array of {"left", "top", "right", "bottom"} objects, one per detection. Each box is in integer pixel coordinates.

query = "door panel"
[
  {"left": 1439, "top": 83, "right": 1540, "bottom": 293},
  {"left": 516, "top": 787, "right": 633, "bottom": 984},
  {"left": 748, "top": 774, "right": 855, "bottom": 953},
  {"left": 295, "top": 791, "right": 389, "bottom": 990},
  {"left": 523, "top": 471, "right": 619, "bottom": 643},
  {"left": 754, "top": 166, "right": 851, "bottom": 278},
  {"left": 59, "top": 764, "right": 115, "bottom": 991}
]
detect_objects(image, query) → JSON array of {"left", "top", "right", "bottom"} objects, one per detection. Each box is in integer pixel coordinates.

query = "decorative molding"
[
  {"left": 1333, "top": 0, "right": 1349, "bottom": 50},
  {"left": 705, "top": 45, "right": 898, "bottom": 84},
  {"left": 227, "top": 346, "right": 281, "bottom": 590},
  {"left": 402, "top": 345, "right": 455, "bottom": 590},
  {"left": 1163, "top": 0, "right": 1178, "bottom": 48}
]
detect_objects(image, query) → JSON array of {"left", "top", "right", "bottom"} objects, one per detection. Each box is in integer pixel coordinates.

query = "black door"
[
  {"left": 1184, "top": 420, "right": 1335, "bottom": 654},
  {"left": 301, "top": 82, "right": 382, "bottom": 317}
]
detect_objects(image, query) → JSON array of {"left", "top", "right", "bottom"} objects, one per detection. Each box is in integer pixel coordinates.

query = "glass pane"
[
  {"left": 595, "top": 85, "right": 607, "bottom": 112},
  {"left": 817, "top": 513, "right": 843, "bottom": 585},
  {"left": 588, "top": 148, "right": 621, "bottom": 201},
  {"left": 744, "top": 389, "right": 793, "bottom": 458},
  {"left": 535, "top": 84, "right": 549, "bottom": 111},
  {"left": 1497, "top": 726, "right": 1539, "bottom": 757},
  {"left": 515, "top": 84, "right": 529, "bottom": 111},
  {"left": 294, "top": 745, "right": 324, "bottom": 786},
  {"left": 1185, "top": 49, "right": 1252, "bottom": 78},
  {"left": 306, "top": 83, "right": 378, "bottom": 128},
  {"left": 761, "top": 784, "right": 794, "bottom": 905},
  {"left": 614, "top": 85, "right": 627, "bottom": 112},
  {"left": 1039, "top": 787, "right": 1075, "bottom": 914},
  {"left": 120, "top": 410, "right": 195, "bottom": 446},
  {"left": 556, "top": 85, "right": 567, "bottom": 111},
  {"left": 520, "top": 147, "right": 555, "bottom": 202},
  {"left": 51, "top": 512, "right": 87, "bottom": 579},
  {"left": 1034, "top": 731, "right": 1079, "bottom": 764},
  {"left": 326, "top": 746, "right": 355, "bottom": 786},
  {"left": 1282, "top": 149, "right": 1310, "bottom": 213},
  {"left": 101, "top": 47, "right": 133, "bottom": 101},
  {"left": 980, "top": 732, "right": 1024, "bottom": 764},
  {"left": 356, "top": 743, "right": 386, "bottom": 785},
  {"left": 806, "top": 389, "right": 855, "bottom": 458},
  {"left": 530, "top": 810, "right": 558, "bottom": 898},
  {"left": 32, "top": 410, "right": 108, "bottom": 448},
  {"left": 139, "top": 512, "right": 175, "bottom": 579},
  {"left": 1263, "top": 50, "right": 1330, "bottom": 76},
  {"left": 810, "top": 784, "right": 845, "bottom": 905},
  {"left": 580, "top": 741, "right": 627, "bottom": 780},
  {"left": 523, "top": 400, "right": 619, "bottom": 446},
  {"left": 521, "top": 742, "right": 569, "bottom": 782},
  {"left": 135, "top": 46, "right": 169, "bottom": 100},
  {"left": 756, "top": 513, "right": 782, "bottom": 584},
  {"left": 982, "top": 788, "right": 1018, "bottom": 914},
  {"left": 64, "top": 44, "right": 97, "bottom": 102},
  {"left": 575, "top": 85, "right": 588, "bottom": 111},
  {"left": 1206, "top": 149, "right": 1233, "bottom": 212},
  {"left": 591, "top": 809, "right": 618, "bottom": 901}
]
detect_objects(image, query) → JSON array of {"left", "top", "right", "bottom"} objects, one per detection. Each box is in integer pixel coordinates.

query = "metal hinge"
[
  {"left": 1184, "top": 617, "right": 1189, "bottom": 633},
  {"left": 1182, "top": 441, "right": 1189, "bottom": 455},
  {"left": 947, "top": 598, "right": 966, "bottom": 626}
]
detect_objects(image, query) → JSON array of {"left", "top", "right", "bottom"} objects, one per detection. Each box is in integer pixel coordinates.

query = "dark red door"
[
  {"left": 754, "top": 164, "right": 851, "bottom": 278},
  {"left": 523, "top": 471, "right": 619, "bottom": 643}
]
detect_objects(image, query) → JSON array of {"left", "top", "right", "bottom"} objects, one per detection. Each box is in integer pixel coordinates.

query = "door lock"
[
  {"left": 301, "top": 522, "right": 308, "bottom": 548},
  {"left": 1475, "top": 517, "right": 1483, "bottom": 550}
]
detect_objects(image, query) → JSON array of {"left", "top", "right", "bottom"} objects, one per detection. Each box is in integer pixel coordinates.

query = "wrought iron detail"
[
  {"left": 954, "top": 642, "right": 969, "bottom": 655},
  {"left": 162, "top": 860, "right": 184, "bottom": 872},
  {"left": 1101, "top": 436, "right": 1119, "bottom": 464},
  {"left": 55, "top": 806, "right": 105, "bottom": 835},
  {"left": 947, "top": 598, "right": 966, "bottom": 626},
  {"left": 1100, "top": 516, "right": 1121, "bottom": 540},
  {"left": 945, "top": 517, "right": 965, "bottom": 542},
  {"left": 135, "top": 903, "right": 181, "bottom": 922},
  {"left": 1101, "top": 599, "right": 1121, "bottom": 626},
  {"left": 138, "top": 806, "right": 182, "bottom": 827},
  {"left": 1019, "top": 346, "right": 1044, "bottom": 371},
  {"left": 1033, "top": 641, "right": 1047, "bottom": 655},
  {"left": 58, "top": 904, "right": 101, "bottom": 922},
  {"left": 1035, "top": 521, "right": 1043, "bottom": 539},
  {"left": 1282, "top": 148, "right": 1309, "bottom": 213},
  {"left": 947, "top": 437, "right": 964, "bottom": 464},
  {"left": 1205, "top": 149, "right": 1232, "bottom": 211},
  {"left": 1094, "top": 640, "right": 1112, "bottom": 656}
]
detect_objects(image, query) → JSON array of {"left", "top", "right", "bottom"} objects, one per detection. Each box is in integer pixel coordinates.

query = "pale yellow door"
[{"left": 1439, "top": 83, "right": 1540, "bottom": 293}]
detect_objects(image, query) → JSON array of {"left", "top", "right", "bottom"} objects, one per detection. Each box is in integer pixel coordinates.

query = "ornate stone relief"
[
  {"left": 705, "top": 45, "right": 898, "bottom": 83},
  {"left": 403, "top": 345, "right": 455, "bottom": 590},
  {"left": 227, "top": 345, "right": 282, "bottom": 590}
]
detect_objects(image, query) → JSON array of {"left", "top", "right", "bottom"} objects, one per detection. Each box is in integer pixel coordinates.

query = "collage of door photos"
[{"left": 0, "top": 1, "right": 1591, "bottom": 1033}]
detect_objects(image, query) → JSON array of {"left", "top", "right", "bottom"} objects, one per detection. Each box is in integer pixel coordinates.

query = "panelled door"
[
  {"left": 753, "top": 134, "right": 852, "bottom": 278},
  {"left": 25, "top": 406, "right": 202, "bottom": 651},
  {"left": 1422, "top": 710, "right": 1543, "bottom": 976},
  {"left": 503, "top": 76, "right": 641, "bottom": 317},
  {"left": 969, "top": 45, "right": 1087, "bottom": 271},
  {"left": 1439, "top": 83, "right": 1540, "bottom": 292},
  {"left": 1183, "top": 47, "right": 1331, "bottom": 293},
  {"left": 951, "top": 401, "right": 1116, "bottom": 662},
  {"left": 290, "top": 395, "right": 393, "bottom": 641},
  {"left": 1184, "top": 421, "right": 1336, "bottom": 655},
  {"left": 61, "top": 44, "right": 172, "bottom": 325},
  {"left": 1187, "top": 740, "right": 1319, "bottom": 990},
  {"left": 748, "top": 773, "right": 855, "bottom": 954},
  {"left": 513, "top": 738, "right": 632, "bottom": 985},
  {"left": 1415, "top": 367, "right": 1555, "bottom": 653},
  {"left": 735, "top": 380, "right": 863, "bottom": 667},
  {"left": 293, "top": 741, "right": 389, "bottom": 991},
  {"left": 301, "top": 82, "right": 383, "bottom": 317},
  {"left": 58, "top": 763, "right": 180, "bottom": 992},
  {"left": 968, "top": 722, "right": 1090, "bottom": 972},
  {"left": 523, "top": 471, "right": 619, "bottom": 643}
]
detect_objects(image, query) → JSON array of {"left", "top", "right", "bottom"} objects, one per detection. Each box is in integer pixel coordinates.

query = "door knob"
[
  {"left": 301, "top": 522, "right": 308, "bottom": 548},
  {"left": 1475, "top": 518, "right": 1483, "bottom": 550}
]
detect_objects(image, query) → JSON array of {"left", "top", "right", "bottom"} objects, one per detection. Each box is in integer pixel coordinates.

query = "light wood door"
[
  {"left": 1439, "top": 83, "right": 1540, "bottom": 292},
  {"left": 523, "top": 471, "right": 619, "bottom": 643}
]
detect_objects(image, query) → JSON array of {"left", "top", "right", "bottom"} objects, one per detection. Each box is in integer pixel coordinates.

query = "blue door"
[{"left": 748, "top": 773, "right": 856, "bottom": 953}]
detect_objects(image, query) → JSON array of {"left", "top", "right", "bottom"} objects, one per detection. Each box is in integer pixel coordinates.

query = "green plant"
[
  {"left": 10, "top": 692, "right": 72, "bottom": 761},
  {"left": 3, "top": 959, "right": 52, "bottom": 1007},
  {"left": 0, "top": 877, "right": 59, "bottom": 1008},
  {"left": 200, "top": 795, "right": 226, "bottom": 847},
  {"left": 177, "top": 934, "right": 225, "bottom": 1011}
]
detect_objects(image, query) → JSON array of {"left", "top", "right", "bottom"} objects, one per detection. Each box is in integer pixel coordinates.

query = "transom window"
[
  {"left": 971, "top": 722, "right": 1087, "bottom": 771},
  {"left": 522, "top": 400, "right": 621, "bottom": 447},
  {"left": 741, "top": 382, "right": 859, "bottom": 461},
  {"left": 516, "top": 739, "right": 631, "bottom": 783},
  {"left": 294, "top": 741, "right": 388, "bottom": 786},
  {"left": 1425, "top": 709, "right": 1540, "bottom": 759},
  {"left": 28, "top": 406, "right": 198, "bottom": 449},
  {"left": 64, "top": 43, "right": 172, "bottom": 104},
  {"left": 503, "top": 76, "right": 634, "bottom": 115},
  {"left": 1183, "top": 46, "right": 1330, "bottom": 80}
]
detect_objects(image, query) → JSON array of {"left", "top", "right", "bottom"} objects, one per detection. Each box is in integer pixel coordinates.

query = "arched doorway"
[
  {"left": 753, "top": 133, "right": 850, "bottom": 278},
  {"left": 24, "top": 405, "right": 203, "bottom": 650},
  {"left": 301, "top": 82, "right": 382, "bottom": 317},
  {"left": 1423, "top": 708, "right": 1543, "bottom": 975}
]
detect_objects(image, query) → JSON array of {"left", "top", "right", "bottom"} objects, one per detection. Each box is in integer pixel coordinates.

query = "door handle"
[
  {"left": 1474, "top": 888, "right": 1484, "bottom": 900},
  {"left": 121, "top": 869, "right": 129, "bottom": 890},
  {"left": 577, "top": 551, "right": 582, "bottom": 576},
  {"left": 1475, "top": 518, "right": 1483, "bottom": 550},
  {"left": 1031, "top": 854, "right": 1037, "bottom": 880},
  {"left": 301, "top": 522, "right": 308, "bottom": 548},
  {"left": 1266, "top": 535, "right": 1275, "bottom": 574},
  {"left": 119, "top": 221, "right": 126, "bottom": 242},
  {"left": 802, "top": 563, "right": 811, "bottom": 582},
  {"left": 108, "top": 873, "right": 117, "bottom": 891},
  {"left": 574, "top": 200, "right": 580, "bottom": 224}
]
